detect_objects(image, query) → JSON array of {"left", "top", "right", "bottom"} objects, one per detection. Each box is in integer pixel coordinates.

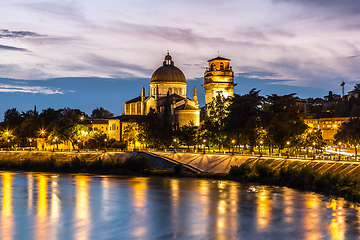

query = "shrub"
[
  {"left": 123, "top": 155, "right": 152, "bottom": 173},
  {"left": 173, "top": 163, "right": 183, "bottom": 175}
]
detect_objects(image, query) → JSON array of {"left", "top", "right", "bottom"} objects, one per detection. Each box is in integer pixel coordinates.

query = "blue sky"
[{"left": 1, "top": 0, "right": 360, "bottom": 120}]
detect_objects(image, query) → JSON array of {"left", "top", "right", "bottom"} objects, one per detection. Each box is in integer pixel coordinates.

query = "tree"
[
  {"left": 203, "top": 91, "right": 232, "bottom": 151},
  {"left": 178, "top": 122, "right": 198, "bottom": 150},
  {"left": 4, "top": 108, "right": 23, "bottom": 127},
  {"left": 335, "top": 118, "right": 360, "bottom": 160},
  {"left": 58, "top": 124, "right": 90, "bottom": 150},
  {"left": 138, "top": 109, "right": 164, "bottom": 148},
  {"left": 263, "top": 93, "right": 307, "bottom": 153},
  {"left": 123, "top": 120, "right": 138, "bottom": 149},
  {"left": 91, "top": 107, "right": 114, "bottom": 119},
  {"left": 224, "top": 89, "right": 264, "bottom": 152}
]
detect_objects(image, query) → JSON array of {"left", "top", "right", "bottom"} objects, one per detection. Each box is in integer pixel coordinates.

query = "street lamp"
[
  {"left": 173, "top": 139, "right": 177, "bottom": 153},
  {"left": 77, "top": 139, "right": 81, "bottom": 152},
  {"left": 338, "top": 142, "right": 342, "bottom": 161},
  {"left": 203, "top": 139, "right": 206, "bottom": 154},
  {"left": 7, "top": 139, "right": 10, "bottom": 151},
  {"left": 287, "top": 141, "right": 290, "bottom": 158},
  {"left": 312, "top": 142, "right": 316, "bottom": 159},
  {"left": 29, "top": 139, "right": 32, "bottom": 151},
  {"left": 260, "top": 141, "right": 263, "bottom": 155},
  {"left": 232, "top": 140, "right": 235, "bottom": 155},
  {"left": 104, "top": 138, "right": 107, "bottom": 152}
]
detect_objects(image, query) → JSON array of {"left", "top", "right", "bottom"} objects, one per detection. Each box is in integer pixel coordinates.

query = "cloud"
[
  {"left": 274, "top": 0, "right": 360, "bottom": 15},
  {"left": 0, "top": 84, "right": 63, "bottom": 94},
  {"left": 84, "top": 54, "right": 153, "bottom": 78},
  {"left": 0, "top": 29, "right": 42, "bottom": 38},
  {"left": 0, "top": 44, "right": 28, "bottom": 52}
]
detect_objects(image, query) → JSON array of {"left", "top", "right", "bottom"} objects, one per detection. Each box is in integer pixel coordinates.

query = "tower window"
[
  {"left": 220, "top": 62, "right": 224, "bottom": 70},
  {"left": 210, "top": 63, "right": 215, "bottom": 71}
]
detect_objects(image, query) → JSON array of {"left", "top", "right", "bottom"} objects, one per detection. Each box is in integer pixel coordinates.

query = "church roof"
[
  {"left": 111, "top": 115, "right": 143, "bottom": 122},
  {"left": 175, "top": 101, "right": 199, "bottom": 110},
  {"left": 125, "top": 96, "right": 142, "bottom": 104},
  {"left": 208, "top": 56, "right": 230, "bottom": 62},
  {"left": 150, "top": 54, "right": 186, "bottom": 83}
]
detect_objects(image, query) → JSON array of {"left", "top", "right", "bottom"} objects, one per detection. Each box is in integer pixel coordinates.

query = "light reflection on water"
[{"left": 1, "top": 172, "right": 360, "bottom": 239}]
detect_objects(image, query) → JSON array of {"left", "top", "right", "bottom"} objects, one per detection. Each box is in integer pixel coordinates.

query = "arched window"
[
  {"left": 220, "top": 62, "right": 224, "bottom": 70},
  {"left": 211, "top": 63, "right": 215, "bottom": 71},
  {"left": 169, "top": 88, "right": 172, "bottom": 94}
]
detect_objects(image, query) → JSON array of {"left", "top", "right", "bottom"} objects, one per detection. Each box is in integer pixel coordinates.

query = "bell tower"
[{"left": 202, "top": 56, "right": 237, "bottom": 114}]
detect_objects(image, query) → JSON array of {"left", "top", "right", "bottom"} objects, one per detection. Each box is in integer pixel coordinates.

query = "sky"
[{"left": 1, "top": 0, "right": 360, "bottom": 120}]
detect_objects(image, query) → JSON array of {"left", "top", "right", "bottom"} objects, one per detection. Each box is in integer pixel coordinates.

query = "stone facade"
[
  {"left": 124, "top": 53, "right": 200, "bottom": 127},
  {"left": 202, "top": 56, "right": 237, "bottom": 115}
]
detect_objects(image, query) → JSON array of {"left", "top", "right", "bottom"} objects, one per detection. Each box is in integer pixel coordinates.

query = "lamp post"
[
  {"left": 7, "top": 139, "right": 10, "bottom": 151},
  {"left": 286, "top": 141, "right": 290, "bottom": 158},
  {"left": 232, "top": 140, "right": 235, "bottom": 155},
  {"left": 338, "top": 142, "right": 342, "bottom": 161},
  {"left": 29, "top": 139, "right": 32, "bottom": 151},
  {"left": 77, "top": 139, "right": 81, "bottom": 152},
  {"left": 260, "top": 141, "right": 263, "bottom": 156},
  {"left": 104, "top": 138, "right": 107, "bottom": 152},
  {"left": 312, "top": 142, "right": 316, "bottom": 159},
  {"left": 173, "top": 139, "right": 177, "bottom": 153},
  {"left": 142, "top": 138, "right": 145, "bottom": 150},
  {"left": 203, "top": 139, "right": 206, "bottom": 154}
]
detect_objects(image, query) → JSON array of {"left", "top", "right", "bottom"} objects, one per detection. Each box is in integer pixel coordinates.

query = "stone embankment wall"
[
  {"left": 151, "top": 152, "right": 360, "bottom": 178},
  {"left": 137, "top": 151, "right": 203, "bottom": 173}
]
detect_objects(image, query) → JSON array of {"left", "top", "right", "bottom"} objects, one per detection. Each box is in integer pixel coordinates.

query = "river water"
[{"left": 0, "top": 172, "right": 360, "bottom": 240}]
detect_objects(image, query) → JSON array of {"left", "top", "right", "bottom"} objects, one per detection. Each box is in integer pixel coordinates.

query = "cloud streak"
[
  {"left": 0, "top": 44, "right": 28, "bottom": 52},
  {"left": 0, "top": 84, "right": 63, "bottom": 94},
  {"left": 0, "top": 29, "right": 42, "bottom": 38}
]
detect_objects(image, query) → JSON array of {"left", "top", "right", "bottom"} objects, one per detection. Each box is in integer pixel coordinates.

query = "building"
[
  {"left": 304, "top": 117, "right": 350, "bottom": 144},
  {"left": 202, "top": 56, "right": 237, "bottom": 115},
  {"left": 124, "top": 53, "right": 200, "bottom": 127}
]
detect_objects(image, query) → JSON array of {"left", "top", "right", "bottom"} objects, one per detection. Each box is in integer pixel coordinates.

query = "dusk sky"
[{"left": 1, "top": 0, "right": 360, "bottom": 120}]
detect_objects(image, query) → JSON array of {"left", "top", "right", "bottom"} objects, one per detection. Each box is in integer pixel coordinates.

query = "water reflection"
[
  {"left": 0, "top": 172, "right": 360, "bottom": 239},
  {"left": 1, "top": 172, "right": 14, "bottom": 240},
  {"left": 303, "top": 195, "right": 321, "bottom": 239},
  {"left": 36, "top": 175, "right": 49, "bottom": 240},
  {"left": 75, "top": 175, "right": 90, "bottom": 240},
  {"left": 328, "top": 198, "right": 346, "bottom": 240},
  {"left": 129, "top": 178, "right": 148, "bottom": 239},
  {"left": 50, "top": 175, "right": 60, "bottom": 239},
  {"left": 257, "top": 189, "right": 271, "bottom": 230}
]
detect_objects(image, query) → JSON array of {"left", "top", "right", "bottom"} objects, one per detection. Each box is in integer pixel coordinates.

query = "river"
[{"left": 0, "top": 171, "right": 359, "bottom": 239}]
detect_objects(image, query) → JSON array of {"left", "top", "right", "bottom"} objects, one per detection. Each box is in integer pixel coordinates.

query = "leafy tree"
[
  {"left": 335, "top": 118, "right": 360, "bottom": 160},
  {"left": 178, "top": 122, "right": 198, "bottom": 150},
  {"left": 3, "top": 108, "right": 23, "bottom": 127},
  {"left": 203, "top": 91, "right": 232, "bottom": 150},
  {"left": 123, "top": 120, "right": 138, "bottom": 149},
  {"left": 138, "top": 108, "right": 164, "bottom": 148},
  {"left": 224, "top": 89, "right": 264, "bottom": 152},
  {"left": 58, "top": 124, "right": 90, "bottom": 150},
  {"left": 91, "top": 107, "right": 114, "bottom": 119},
  {"left": 263, "top": 93, "right": 307, "bottom": 153}
]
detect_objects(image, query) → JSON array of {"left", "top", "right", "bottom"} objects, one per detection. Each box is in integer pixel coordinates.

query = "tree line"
[
  {"left": 138, "top": 89, "right": 327, "bottom": 154},
  {"left": 0, "top": 106, "right": 123, "bottom": 150}
]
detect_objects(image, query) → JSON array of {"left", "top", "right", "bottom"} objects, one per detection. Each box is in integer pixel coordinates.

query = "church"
[
  {"left": 80, "top": 52, "right": 237, "bottom": 144},
  {"left": 124, "top": 52, "right": 201, "bottom": 127}
]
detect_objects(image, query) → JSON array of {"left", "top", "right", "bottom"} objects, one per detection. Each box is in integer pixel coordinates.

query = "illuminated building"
[
  {"left": 123, "top": 52, "right": 200, "bottom": 127},
  {"left": 202, "top": 56, "right": 237, "bottom": 115},
  {"left": 304, "top": 117, "right": 350, "bottom": 144}
]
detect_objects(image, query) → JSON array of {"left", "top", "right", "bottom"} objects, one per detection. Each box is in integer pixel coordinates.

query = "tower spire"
[{"left": 193, "top": 85, "right": 198, "bottom": 105}]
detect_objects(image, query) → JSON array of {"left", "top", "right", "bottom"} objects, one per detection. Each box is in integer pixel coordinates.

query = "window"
[
  {"left": 112, "top": 123, "right": 116, "bottom": 131},
  {"left": 220, "top": 62, "right": 224, "bottom": 70}
]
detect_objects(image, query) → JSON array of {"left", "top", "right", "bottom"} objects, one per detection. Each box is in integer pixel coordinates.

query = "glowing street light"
[{"left": 29, "top": 139, "right": 33, "bottom": 151}]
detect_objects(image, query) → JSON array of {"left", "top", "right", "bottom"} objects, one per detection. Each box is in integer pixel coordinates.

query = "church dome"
[{"left": 150, "top": 54, "right": 186, "bottom": 83}]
